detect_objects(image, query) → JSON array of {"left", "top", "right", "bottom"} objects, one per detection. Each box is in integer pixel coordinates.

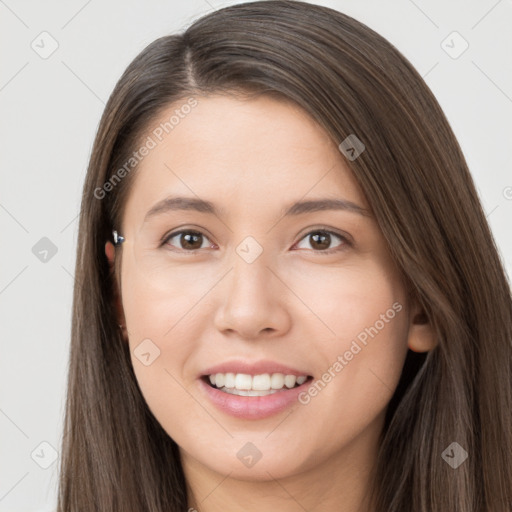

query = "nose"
[{"left": 213, "top": 252, "right": 291, "bottom": 340}]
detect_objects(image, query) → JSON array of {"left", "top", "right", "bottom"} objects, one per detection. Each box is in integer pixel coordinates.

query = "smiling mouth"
[{"left": 201, "top": 373, "right": 313, "bottom": 397}]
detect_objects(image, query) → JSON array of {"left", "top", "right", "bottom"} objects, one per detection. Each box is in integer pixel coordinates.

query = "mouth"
[
  {"left": 198, "top": 365, "right": 315, "bottom": 419},
  {"left": 201, "top": 372, "right": 314, "bottom": 397}
]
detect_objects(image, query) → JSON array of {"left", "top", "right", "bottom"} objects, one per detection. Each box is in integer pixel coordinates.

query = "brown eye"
[
  {"left": 295, "top": 230, "right": 349, "bottom": 254},
  {"left": 161, "top": 228, "right": 350, "bottom": 255},
  {"left": 163, "top": 230, "right": 211, "bottom": 251}
]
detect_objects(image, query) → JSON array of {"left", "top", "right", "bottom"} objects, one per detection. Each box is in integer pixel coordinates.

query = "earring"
[{"left": 113, "top": 230, "right": 125, "bottom": 246}]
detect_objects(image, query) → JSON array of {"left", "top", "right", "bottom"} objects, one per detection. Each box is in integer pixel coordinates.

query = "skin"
[{"left": 105, "top": 94, "right": 436, "bottom": 512}]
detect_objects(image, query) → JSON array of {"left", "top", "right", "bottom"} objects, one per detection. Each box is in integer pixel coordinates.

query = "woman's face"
[{"left": 110, "top": 93, "right": 422, "bottom": 483}]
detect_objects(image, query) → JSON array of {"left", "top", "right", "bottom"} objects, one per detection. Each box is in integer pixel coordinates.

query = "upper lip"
[{"left": 201, "top": 360, "right": 312, "bottom": 378}]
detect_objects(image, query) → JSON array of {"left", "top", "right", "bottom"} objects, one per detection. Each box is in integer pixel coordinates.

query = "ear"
[
  {"left": 407, "top": 299, "right": 438, "bottom": 353},
  {"left": 105, "top": 240, "right": 116, "bottom": 267},
  {"left": 105, "top": 241, "right": 127, "bottom": 339}
]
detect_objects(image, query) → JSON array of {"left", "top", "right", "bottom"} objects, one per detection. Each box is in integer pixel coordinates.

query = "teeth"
[
  {"left": 215, "top": 373, "right": 225, "bottom": 388},
  {"left": 207, "top": 372, "right": 309, "bottom": 392},
  {"left": 252, "top": 373, "right": 271, "bottom": 390},
  {"left": 270, "top": 373, "right": 284, "bottom": 389},
  {"left": 235, "top": 373, "right": 252, "bottom": 390},
  {"left": 224, "top": 372, "right": 236, "bottom": 388},
  {"left": 222, "top": 388, "right": 280, "bottom": 396},
  {"left": 284, "top": 375, "right": 296, "bottom": 388}
]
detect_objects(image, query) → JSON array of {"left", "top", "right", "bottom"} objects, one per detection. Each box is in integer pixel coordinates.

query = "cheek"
[
  {"left": 287, "top": 255, "right": 407, "bottom": 340},
  {"left": 290, "top": 260, "right": 410, "bottom": 444},
  {"left": 121, "top": 249, "right": 210, "bottom": 341},
  {"left": 120, "top": 261, "right": 208, "bottom": 437}
]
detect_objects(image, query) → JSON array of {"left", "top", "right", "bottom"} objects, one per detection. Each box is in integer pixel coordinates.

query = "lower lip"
[{"left": 198, "top": 377, "right": 312, "bottom": 420}]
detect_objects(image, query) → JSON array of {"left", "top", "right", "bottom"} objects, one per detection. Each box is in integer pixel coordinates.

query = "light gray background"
[{"left": 1, "top": 0, "right": 511, "bottom": 510}]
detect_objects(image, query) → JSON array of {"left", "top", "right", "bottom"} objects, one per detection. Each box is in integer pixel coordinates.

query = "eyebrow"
[{"left": 143, "top": 196, "right": 371, "bottom": 222}]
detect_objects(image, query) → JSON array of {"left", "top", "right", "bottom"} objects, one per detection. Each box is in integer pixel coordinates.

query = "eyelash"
[{"left": 160, "top": 227, "right": 352, "bottom": 255}]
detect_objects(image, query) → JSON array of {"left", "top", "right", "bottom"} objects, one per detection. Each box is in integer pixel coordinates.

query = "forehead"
[{"left": 122, "top": 94, "right": 367, "bottom": 225}]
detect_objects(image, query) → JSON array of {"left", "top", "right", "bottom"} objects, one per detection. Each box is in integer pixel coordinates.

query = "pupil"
[
  {"left": 182, "top": 233, "right": 201, "bottom": 249},
  {"left": 311, "top": 232, "right": 330, "bottom": 250}
]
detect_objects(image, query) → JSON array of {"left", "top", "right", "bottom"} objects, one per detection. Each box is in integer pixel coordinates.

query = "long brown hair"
[{"left": 57, "top": 1, "right": 512, "bottom": 510}]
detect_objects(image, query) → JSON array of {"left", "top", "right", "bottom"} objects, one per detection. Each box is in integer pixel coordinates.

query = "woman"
[{"left": 57, "top": 1, "right": 512, "bottom": 510}]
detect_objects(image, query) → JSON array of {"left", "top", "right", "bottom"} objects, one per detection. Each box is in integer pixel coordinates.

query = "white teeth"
[
  {"left": 234, "top": 373, "right": 252, "bottom": 390},
  {"left": 270, "top": 373, "right": 285, "bottom": 389},
  {"left": 284, "top": 375, "right": 296, "bottom": 388},
  {"left": 215, "top": 373, "right": 225, "bottom": 388},
  {"left": 224, "top": 372, "right": 236, "bottom": 388},
  {"left": 222, "top": 388, "right": 280, "bottom": 396},
  {"left": 296, "top": 376, "right": 307, "bottom": 385},
  {"left": 252, "top": 373, "right": 271, "bottom": 390},
  {"left": 207, "top": 372, "right": 309, "bottom": 392}
]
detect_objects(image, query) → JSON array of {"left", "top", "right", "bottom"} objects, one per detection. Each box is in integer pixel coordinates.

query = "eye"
[
  {"left": 293, "top": 229, "right": 350, "bottom": 254},
  {"left": 161, "top": 228, "right": 351, "bottom": 254},
  {"left": 162, "top": 230, "right": 214, "bottom": 252}
]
